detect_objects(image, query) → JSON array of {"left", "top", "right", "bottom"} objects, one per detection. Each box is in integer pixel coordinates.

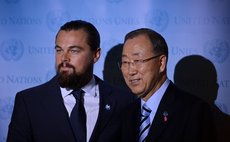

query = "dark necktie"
[
  {"left": 70, "top": 89, "right": 86, "bottom": 142},
  {"left": 139, "top": 104, "right": 152, "bottom": 142}
]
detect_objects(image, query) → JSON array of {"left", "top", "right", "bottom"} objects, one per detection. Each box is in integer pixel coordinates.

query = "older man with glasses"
[{"left": 120, "top": 28, "right": 217, "bottom": 142}]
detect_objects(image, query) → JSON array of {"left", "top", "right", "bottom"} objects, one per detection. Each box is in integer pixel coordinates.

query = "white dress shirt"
[{"left": 60, "top": 76, "right": 99, "bottom": 142}]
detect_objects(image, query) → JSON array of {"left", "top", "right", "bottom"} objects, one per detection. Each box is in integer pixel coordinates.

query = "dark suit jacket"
[
  {"left": 7, "top": 75, "right": 134, "bottom": 142},
  {"left": 121, "top": 81, "right": 217, "bottom": 142}
]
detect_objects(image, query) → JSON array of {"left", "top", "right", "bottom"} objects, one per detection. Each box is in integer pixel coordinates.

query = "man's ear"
[
  {"left": 94, "top": 48, "right": 101, "bottom": 63},
  {"left": 159, "top": 55, "right": 167, "bottom": 73}
]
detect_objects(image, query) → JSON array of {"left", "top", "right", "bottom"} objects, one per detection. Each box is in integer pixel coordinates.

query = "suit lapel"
[
  {"left": 134, "top": 99, "right": 142, "bottom": 141},
  {"left": 89, "top": 77, "right": 116, "bottom": 141},
  {"left": 146, "top": 82, "right": 176, "bottom": 142},
  {"left": 40, "top": 77, "right": 75, "bottom": 139}
]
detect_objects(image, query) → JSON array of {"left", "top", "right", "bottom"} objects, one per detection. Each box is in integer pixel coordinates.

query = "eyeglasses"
[{"left": 119, "top": 54, "right": 161, "bottom": 69}]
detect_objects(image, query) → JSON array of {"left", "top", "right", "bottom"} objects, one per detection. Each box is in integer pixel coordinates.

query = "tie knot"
[
  {"left": 72, "top": 89, "right": 84, "bottom": 100},
  {"left": 142, "top": 104, "right": 151, "bottom": 117}
]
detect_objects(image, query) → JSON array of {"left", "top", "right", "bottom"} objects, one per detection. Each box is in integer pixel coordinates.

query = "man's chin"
[
  {"left": 58, "top": 76, "right": 74, "bottom": 89},
  {"left": 58, "top": 73, "right": 73, "bottom": 80},
  {"left": 58, "top": 71, "right": 71, "bottom": 80}
]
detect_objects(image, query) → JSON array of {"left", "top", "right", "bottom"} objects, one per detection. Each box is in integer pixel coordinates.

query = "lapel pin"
[
  {"left": 163, "top": 111, "right": 168, "bottom": 122},
  {"left": 105, "top": 104, "right": 111, "bottom": 110}
]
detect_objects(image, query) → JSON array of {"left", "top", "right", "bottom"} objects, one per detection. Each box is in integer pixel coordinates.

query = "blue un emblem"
[
  {"left": 0, "top": 97, "right": 14, "bottom": 120},
  {"left": 145, "top": 9, "right": 169, "bottom": 32},
  {"left": 203, "top": 39, "right": 229, "bottom": 63},
  {"left": 46, "top": 10, "right": 71, "bottom": 32},
  {"left": 0, "top": 39, "right": 24, "bottom": 61}
]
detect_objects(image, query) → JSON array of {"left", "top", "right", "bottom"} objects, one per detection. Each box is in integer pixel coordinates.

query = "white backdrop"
[{"left": 0, "top": 0, "right": 229, "bottom": 141}]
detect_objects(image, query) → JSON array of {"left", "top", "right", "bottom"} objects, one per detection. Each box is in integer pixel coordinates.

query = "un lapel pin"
[
  {"left": 163, "top": 111, "right": 168, "bottom": 122},
  {"left": 105, "top": 104, "right": 111, "bottom": 110}
]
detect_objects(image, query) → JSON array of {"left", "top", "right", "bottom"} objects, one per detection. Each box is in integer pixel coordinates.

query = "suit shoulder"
[
  {"left": 96, "top": 76, "right": 135, "bottom": 101},
  {"left": 17, "top": 76, "right": 58, "bottom": 97},
  {"left": 176, "top": 87, "right": 204, "bottom": 102},
  {"left": 107, "top": 81, "right": 133, "bottom": 98},
  {"left": 171, "top": 84, "right": 211, "bottom": 110}
]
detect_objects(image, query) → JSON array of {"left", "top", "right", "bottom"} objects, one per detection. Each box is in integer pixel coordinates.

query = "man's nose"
[
  {"left": 128, "top": 63, "right": 138, "bottom": 75},
  {"left": 61, "top": 52, "right": 70, "bottom": 62}
]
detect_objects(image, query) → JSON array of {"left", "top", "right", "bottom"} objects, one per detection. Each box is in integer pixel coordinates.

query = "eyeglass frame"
[{"left": 118, "top": 54, "right": 162, "bottom": 69}]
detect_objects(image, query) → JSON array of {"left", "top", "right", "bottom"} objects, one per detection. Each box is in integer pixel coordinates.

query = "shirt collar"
[
  {"left": 141, "top": 78, "right": 170, "bottom": 113},
  {"left": 60, "top": 76, "right": 97, "bottom": 98}
]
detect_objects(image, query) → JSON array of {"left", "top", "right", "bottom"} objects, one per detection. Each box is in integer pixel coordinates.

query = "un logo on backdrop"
[
  {"left": 46, "top": 10, "right": 71, "bottom": 32},
  {"left": 0, "top": 97, "right": 14, "bottom": 120},
  {"left": 145, "top": 9, "right": 169, "bottom": 32},
  {"left": 203, "top": 39, "right": 229, "bottom": 63},
  {"left": 0, "top": 39, "right": 24, "bottom": 61}
]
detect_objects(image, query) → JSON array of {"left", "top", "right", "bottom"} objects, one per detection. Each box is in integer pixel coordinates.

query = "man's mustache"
[{"left": 58, "top": 62, "right": 75, "bottom": 70}]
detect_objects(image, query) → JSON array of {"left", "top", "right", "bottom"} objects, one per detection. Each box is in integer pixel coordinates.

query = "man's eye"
[
  {"left": 70, "top": 49, "right": 79, "bottom": 53},
  {"left": 56, "top": 49, "right": 62, "bottom": 53},
  {"left": 133, "top": 60, "right": 141, "bottom": 63},
  {"left": 122, "top": 61, "right": 129, "bottom": 64}
]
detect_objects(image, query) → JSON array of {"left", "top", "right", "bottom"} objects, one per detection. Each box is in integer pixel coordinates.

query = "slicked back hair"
[{"left": 57, "top": 20, "right": 100, "bottom": 51}]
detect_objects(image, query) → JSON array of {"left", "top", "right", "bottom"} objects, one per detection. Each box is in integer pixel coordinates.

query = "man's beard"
[{"left": 56, "top": 62, "right": 91, "bottom": 89}]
